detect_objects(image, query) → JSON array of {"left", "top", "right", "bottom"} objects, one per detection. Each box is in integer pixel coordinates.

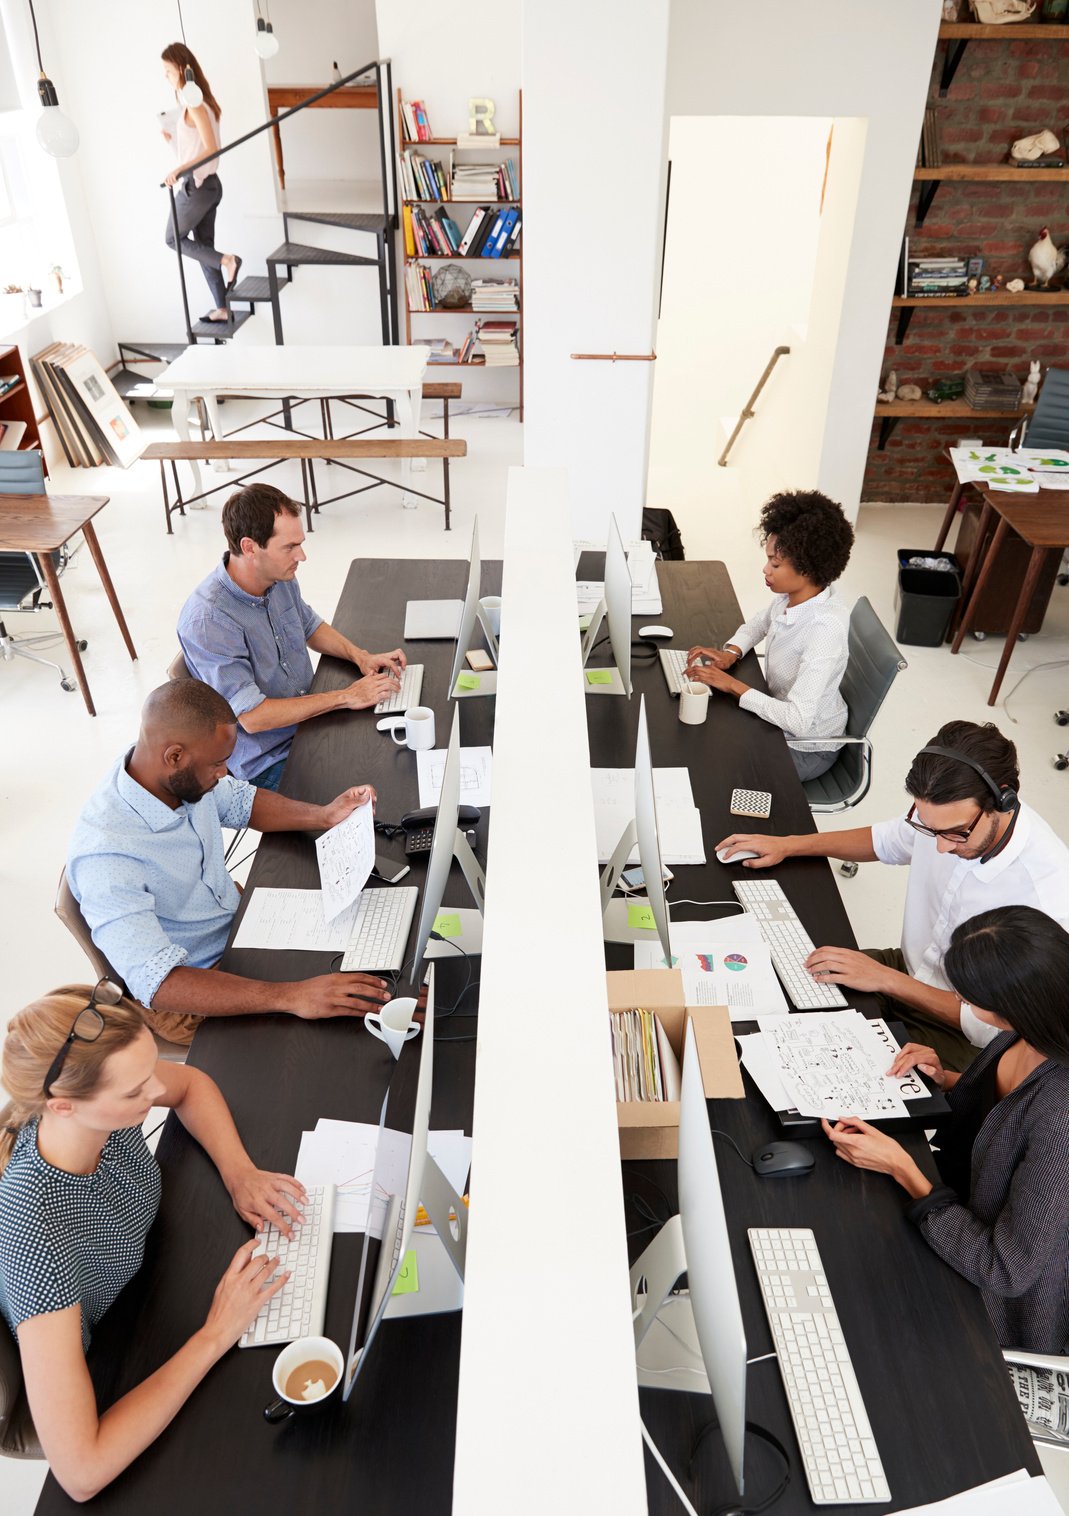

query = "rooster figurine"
[{"left": 1028, "top": 226, "right": 1067, "bottom": 289}]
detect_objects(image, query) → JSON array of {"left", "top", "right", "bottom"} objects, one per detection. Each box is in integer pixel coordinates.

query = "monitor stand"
[
  {"left": 630, "top": 1214, "right": 709, "bottom": 1395},
  {"left": 380, "top": 1158, "right": 468, "bottom": 1322},
  {"left": 451, "top": 603, "right": 500, "bottom": 698},
  {"left": 600, "top": 817, "right": 667, "bottom": 946},
  {"left": 581, "top": 597, "right": 628, "bottom": 697}
]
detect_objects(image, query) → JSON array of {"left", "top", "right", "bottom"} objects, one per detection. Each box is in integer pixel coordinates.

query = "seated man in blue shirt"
[
  {"left": 67, "top": 678, "right": 390, "bottom": 1035},
  {"left": 177, "top": 483, "right": 407, "bottom": 791}
]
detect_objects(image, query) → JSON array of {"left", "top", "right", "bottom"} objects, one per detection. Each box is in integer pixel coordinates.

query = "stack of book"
[
  {"left": 404, "top": 205, "right": 464, "bottom": 256},
  {"left": 964, "top": 369, "right": 1023, "bottom": 410},
  {"left": 918, "top": 105, "right": 941, "bottom": 168},
  {"left": 400, "top": 150, "right": 449, "bottom": 201},
  {"left": 451, "top": 161, "right": 501, "bottom": 200},
  {"left": 456, "top": 330, "right": 481, "bottom": 365},
  {"left": 414, "top": 339, "right": 457, "bottom": 365},
  {"left": 471, "top": 277, "right": 519, "bottom": 311},
  {"left": 609, "top": 1008, "right": 678, "bottom": 1104},
  {"left": 400, "top": 99, "right": 433, "bottom": 141},
  {"left": 477, "top": 320, "right": 519, "bottom": 367},
  {"left": 902, "top": 251, "right": 971, "bottom": 297},
  {"left": 404, "top": 263, "right": 437, "bottom": 311}
]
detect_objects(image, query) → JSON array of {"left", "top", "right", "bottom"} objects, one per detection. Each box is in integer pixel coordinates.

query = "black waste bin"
[{"left": 893, "top": 548, "right": 961, "bottom": 647}]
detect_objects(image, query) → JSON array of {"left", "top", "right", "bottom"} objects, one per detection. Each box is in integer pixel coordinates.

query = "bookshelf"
[
  {"left": 0, "top": 345, "right": 43, "bottom": 459},
  {"left": 397, "top": 90, "right": 523, "bottom": 419}
]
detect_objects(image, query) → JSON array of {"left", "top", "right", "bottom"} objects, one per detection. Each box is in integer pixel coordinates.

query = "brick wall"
[{"left": 860, "top": 33, "right": 1069, "bottom": 504}]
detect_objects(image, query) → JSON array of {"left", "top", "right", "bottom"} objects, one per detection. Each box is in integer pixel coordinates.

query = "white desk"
[{"left": 157, "top": 344, "right": 429, "bottom": 503}]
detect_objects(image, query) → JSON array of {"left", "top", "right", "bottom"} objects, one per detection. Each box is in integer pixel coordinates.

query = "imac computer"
[
  {"left": 581, "top": 513, "right": 632, "bottom": 697},
  {"left": 600, "top": 695, "right": 672, "bottom": 965},
  {"left": 343, "top": 968, "right": 468, "bottom": 1402},
  {"left": 448, "top": 517, "right": 499, "bottom": 699}
]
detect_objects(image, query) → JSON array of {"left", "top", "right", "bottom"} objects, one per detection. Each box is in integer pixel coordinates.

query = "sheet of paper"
[
  {"left": 416, "top": 746, "right": 493, "bottom": 808},
  {"left": 949, "top": 445, "right": 1040, "bottom": 493},
  {"left": 756, "top": 1011, "right": 909, "bottom": 1120},
  {"left": 634, "top": 923, "right": 789, "bottom": 1018},
  {"left": 591, "top": 768, "right": 704, "bottom": 865},
  {"left": 591, "top": 767, "right": 695, "bottom": 808},
  {"left": 232, "top": 888, "right": 361, "bottom": 952},
  {"left": 315, "top": 801, "right": 375, "bottom": 922},
  {"left": 735, "top": 1032, "right": 792, "bottom": 1111},
  {"left": 896, "top": 1471, "right": 1061, "bottom": 1516},
  {"left": 296, "top": 1119, "right": 471, "bottom": 1238}
]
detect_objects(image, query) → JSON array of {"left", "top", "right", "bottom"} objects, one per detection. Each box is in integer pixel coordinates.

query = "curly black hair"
[{"left": 757, "top": 489, "right": 854, "bottom": 588}]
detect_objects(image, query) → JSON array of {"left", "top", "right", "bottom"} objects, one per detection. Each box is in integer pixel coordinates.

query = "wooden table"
[
  {"left": 950, "top": 485, "right": 1069, "bottom": 703},
  {"left": 267, "top": 83, "right": 378, "bottom": 189},
  {"left": 0, "top": 494, "right": 136, "bottom": 715}
]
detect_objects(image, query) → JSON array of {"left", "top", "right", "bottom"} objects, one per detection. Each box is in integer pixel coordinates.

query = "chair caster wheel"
[
  {"left": 1058, "top": 575, "right": 1069, "bottom": 587},
  {"left": 839, "top": 861, "right": 859, "bottom": 879},
  {"left": 1017, "top": 632, "right": 1029, "bottom": 643},
  {"left": 1055, "top": 711, "right": 1069, "bottom": 727},
  {"left": 60, "top": 678, "right": 77, "bottom": 692},
  {"left": 1055, "top": 757, "right": 1069, "bottom": 772},
  {"left": 76, "top": 639, "right": 88, "bottom": 651},
  {"left": 972, "top": 631, "right": 986, "bottom": 642}
]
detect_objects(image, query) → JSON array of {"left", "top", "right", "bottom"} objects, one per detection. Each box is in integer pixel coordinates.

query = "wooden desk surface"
[
  {"left": 0, "top": 494, "right": 109, "bottom": 552},
  {"left": 979, "top": 484, "right": 1069, "bottom": 547},
  {"left": 267, "top": 84, "right": 378, "bottom": 110}
]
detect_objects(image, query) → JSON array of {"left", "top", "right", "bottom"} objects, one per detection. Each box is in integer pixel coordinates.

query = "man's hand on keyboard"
[
  {"left": 340, "top": 671, "right": 401, "bottom": 710},
  {"left": 358, "top": 647, "right": 406, "bottom": 679},
  {"left": 290, "top": 973, "right": 391, "bottom": 1019},
  {"left": 204, "top": 1239, "right": 291, "bottom": 1352},
  {"left": 805, "top": 945, "right": 887, "bottom": 992},
  {"left": 225, "top": 1165, "right": 308, "bottom": 1240},
  {"left": 715, "top": 832, "right": 786, "bottom": 868},
  {"left": 319, "top": 784, "right": 376, "bottom": 829}
]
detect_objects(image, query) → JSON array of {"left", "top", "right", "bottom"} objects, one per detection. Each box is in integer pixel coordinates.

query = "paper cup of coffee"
[
  {"left": 264, "top": 1336, "right": 344, "bottom": 1422},
  {"left": 390, "top": 706, "right": 435, "bottom": 751},
  {"left": 479, "top": 595, "right": 502, "bottom": 638},
  {"left": 679, "top": 680, "right": 710, "bottom": 726},
  {"left": 365, "top": 996, "right": 420, "bottom": 1059}
]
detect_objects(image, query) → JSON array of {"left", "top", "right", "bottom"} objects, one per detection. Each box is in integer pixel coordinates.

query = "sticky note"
[
  {"left": 433, "top": 912, "right": 462, "bottom": 938},
  {"left": 628, "top": 903, "right": 656, "bottom": 930},
  {"left": 456, "top": 673, "right": 480, "bottom": 691},
  {"left": 578, "top": 613, "right": 593, "bottom": 632},
  {"left": 391, "top": 1249, "right": 419, "bottom": 1296},
  {"left": 586, "top": 669, "right": 613, "bottom": 686}
]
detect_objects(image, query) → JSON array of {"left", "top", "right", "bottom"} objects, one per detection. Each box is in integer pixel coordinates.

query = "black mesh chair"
[{"left": 0, "top": 448, "right": 82, "bottom": 690}]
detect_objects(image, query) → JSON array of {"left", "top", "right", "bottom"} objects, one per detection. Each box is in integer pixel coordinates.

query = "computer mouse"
[
  {"left": 638, "top": 624, "right": 674, "bottom": 639},
  {"left": 376, "top": 716, "right": 406, "bottom": 733},
  {"left": 716, "top": 847, "right": 760, "bottom": 864},
  {"left": 753, "top": 1141, "right": 815, "bottom": 1178}
]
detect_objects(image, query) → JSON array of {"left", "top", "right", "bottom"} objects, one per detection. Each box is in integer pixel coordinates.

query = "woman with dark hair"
[
  {"left": 685, "top": 489, "right": 855, "bottom": 781},
  {"left": 160, "top": 43, "right": 241, "bottom": 324},
  {"left": 823, "top": 905, "right": 1069, "bottom": 1354}
]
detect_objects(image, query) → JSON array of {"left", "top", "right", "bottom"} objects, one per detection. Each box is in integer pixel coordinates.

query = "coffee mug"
[
  {"left": 390, "top": 706, "right": 435, "bottom": 751},
  {"left": 679, "top": 680, "right": 710, "bottom": 726},
  {"left": 264, "top": 1335, "right": 344, "bottom": 1423},
  {"left": 479, "top": 595, "right": 502, "bottom": 639},
  {"left": 365, "top": 996, "right": 420, "bottom": 1059}
]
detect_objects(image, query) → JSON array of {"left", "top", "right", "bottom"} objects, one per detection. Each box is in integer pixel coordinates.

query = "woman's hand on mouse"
[{"left": 821, "top": 1118, "right": 932, "bottom": 1199}]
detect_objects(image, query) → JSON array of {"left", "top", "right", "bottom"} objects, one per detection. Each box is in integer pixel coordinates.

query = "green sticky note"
[
  {"left": 586, "top": 669, "right": 613, "bottom": 686},
  {"left": 391, "top": 1249, "right": 419, "bottom": 1296},
  {"left": 456, "top": 673, "right": 480, "bottom": 691},
  {"left": 433, "top": 912, "right": 462, "bottom": 938},
  {"left": 578, "top": 613, "right": 593, "bottom": 632},
  {"left": 628, "top": 903, "right": 656, "bottom": 930}
]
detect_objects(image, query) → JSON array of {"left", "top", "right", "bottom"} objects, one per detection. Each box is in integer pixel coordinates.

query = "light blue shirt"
[
  {"left": 67, "top": 752, "right": 255, "bottom": 1007},
  {"left": 177, "top": 555, "right": 323, "bottom": 782}
]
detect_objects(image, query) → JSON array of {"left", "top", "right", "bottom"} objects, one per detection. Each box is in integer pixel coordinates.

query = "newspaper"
[{"left": 1009, "top": 1363, "right": 1069, "bottom": 1441}]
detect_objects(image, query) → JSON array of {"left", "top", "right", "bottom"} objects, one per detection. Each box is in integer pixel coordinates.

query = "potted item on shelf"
[
  {"left": 969, "top": 0, "right": 1035, "bottom": 18},
  {"left": 26, "top": 286, "right": 42, "bottom": 308},
  {"left": 48, "top": 264, "right": 64, "bottom": 295}
]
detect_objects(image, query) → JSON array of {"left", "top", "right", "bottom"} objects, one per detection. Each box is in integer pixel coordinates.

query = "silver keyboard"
[
  {"left": 374, "top": 663, "right": 424, "bottom": 715},
  {"left": 240, "top": 1184, "right": 336, "bottom": 1348},
  {"left": 658, "top": 647, "right": 689, "bottom": 697},
  {"left": 749, "top": 1228, "right": 889, "bottom": 1505},
  {"left": 732, "top": 879, "right": 848, "bottom": 1010},
  {"left": 340, "top": 886, "right": 418, "bottom": 972}
]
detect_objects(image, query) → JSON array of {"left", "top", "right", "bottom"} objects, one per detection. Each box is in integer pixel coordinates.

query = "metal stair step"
[
  {"left": 231, "top": 275, "right": 291, "bottom": 304},
  {"left": 266, "top": 240, "right": 381, "bottom": 268},
  {"left": 190, "top": 309, "right": 254, "bottom": 340},
  {"left": 117, "top": 341, "right": 188, "bottom": 363},
  {"left": 284, "top": 210, "right": 389, "bottom": 234}
]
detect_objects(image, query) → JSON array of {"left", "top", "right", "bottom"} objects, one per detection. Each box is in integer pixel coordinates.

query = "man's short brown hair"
[{"left": 222, "top": 484, "right": 301, "bottom": 555}]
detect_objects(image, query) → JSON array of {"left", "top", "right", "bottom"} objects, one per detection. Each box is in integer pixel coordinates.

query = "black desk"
[
  {"left": 35, "top": 557, "right": 500, "bottom": 1516},
  {"left": 588, "top": 561, "right": 1037, "bottom": 1513}
]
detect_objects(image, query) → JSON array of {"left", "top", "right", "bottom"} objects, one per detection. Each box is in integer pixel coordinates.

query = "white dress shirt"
[
  {"left": 871, "top": 801, "right": 1069, "bottom": 1046},
  {"left": 729, "top": 585, "right": 849, "bottom": 750}
]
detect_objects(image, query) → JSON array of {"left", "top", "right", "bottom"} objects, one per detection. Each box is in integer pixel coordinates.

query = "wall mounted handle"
[{"left": 569, "top": 351, "right": 657, "bottom": 362}]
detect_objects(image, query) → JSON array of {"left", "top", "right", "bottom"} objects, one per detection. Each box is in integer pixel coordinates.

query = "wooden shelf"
[
  {"left": 875, "top": 400, "right": 1029, "bottom": 418},
  {"left": 893, "top": 291, "right": 1069, "bottom": 308},
  {"left": 938, "top": 21, "right": 1069, "bottom": 37},
  {"left": 915, "top": 164, "right": 1069, "bottom": 181},
  {"left": 403, "top": 198, "right": 520, "bottom": 206},
  {"left": 402, "top": 136, "right": 520, "bottom": 147},
  {"left": 408, "top": 307, "right": 520, "bottom": 316},
  {"left": 0, "top": 381, "right": 27, "bottom": 403},
  {"left": 408, "top": 253, "right": 520, "bottom": 261}
]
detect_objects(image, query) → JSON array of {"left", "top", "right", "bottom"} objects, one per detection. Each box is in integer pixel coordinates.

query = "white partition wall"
[{"left": 452, "top": 469, "right": 646, "bottom": 1514}]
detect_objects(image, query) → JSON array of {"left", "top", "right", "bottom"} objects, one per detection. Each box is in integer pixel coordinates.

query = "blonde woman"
[{"left": 0, "top": 984, "right": 303, "bottom": 1501}]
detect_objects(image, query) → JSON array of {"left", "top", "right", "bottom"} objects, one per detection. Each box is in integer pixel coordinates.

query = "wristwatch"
[{"left": 724, "top": 643, "right": 742, "bottom": 659}]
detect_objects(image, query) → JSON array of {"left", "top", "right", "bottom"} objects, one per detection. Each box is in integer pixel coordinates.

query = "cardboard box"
[{"left": 607, "top": 968, "right": 744, "bottom": 1161}]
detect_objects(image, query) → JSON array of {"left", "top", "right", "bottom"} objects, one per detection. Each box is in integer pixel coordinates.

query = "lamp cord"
[
  {"left": 176, "top": 0, "right": 187, "bottom": 45},
  {"left": 26, "top": 0, "right": 44, "bottom": 72}
]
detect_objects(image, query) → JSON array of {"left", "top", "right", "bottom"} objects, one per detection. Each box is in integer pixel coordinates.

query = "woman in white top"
[
  {"left": 161, "top": 44, "right": 242, "bottom": 324},
  {"left": 686, "top": 489, "right": 854, "bottom": 781}
]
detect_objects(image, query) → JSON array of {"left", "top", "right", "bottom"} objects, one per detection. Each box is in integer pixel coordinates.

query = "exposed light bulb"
[
  {"left": 178, "top": 65, "right": 203, "bottom": 108},
  {"left": 35, "top": 75, "right": 78, "bottom": 158},
  {"left": 254, "top": 17, "right": 279, "bottom": 58}
]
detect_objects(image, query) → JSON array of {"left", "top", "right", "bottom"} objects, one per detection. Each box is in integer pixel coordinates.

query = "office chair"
[
  {"left": 0, "top": 448, "right": 83, "bottom": 690},
  {"left": 1009, "top": 367, "right": 1069, "bottom": 587},
  {"left": 168, "top": 649, "right": 192, "bottom": 680},
  {"left": 0, "top": 1327, "right": 41, "bottom": 1459},
  {"left": 789, "top": 597, "right": 907, "bottom": 876}
]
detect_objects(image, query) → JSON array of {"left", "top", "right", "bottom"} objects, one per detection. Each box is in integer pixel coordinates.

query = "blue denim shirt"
[
  {"left": 67, "top": 752, "right": 255, "bottom": 1007},
  {"left": 177, "top": 555, "right": 323, "bottom": 781}
]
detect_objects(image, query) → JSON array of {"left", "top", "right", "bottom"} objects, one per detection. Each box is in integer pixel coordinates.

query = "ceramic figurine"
[
  {"left": 1011, "top": 128, "right": 1061, "bottom": 162},
  {"left": 1022, "top": 360, "right": 1041, "bottom": 405},
  {"left": 1006, "top": 278, "right": 1026, "bottom": 293},
  {"left": 896, "top": 384, "right": 923, "bottom": 401}
]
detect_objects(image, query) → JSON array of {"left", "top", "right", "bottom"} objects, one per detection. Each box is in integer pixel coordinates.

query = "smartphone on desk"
[{"left": 619, "top": 863, "right": 673, "bottom": 894}]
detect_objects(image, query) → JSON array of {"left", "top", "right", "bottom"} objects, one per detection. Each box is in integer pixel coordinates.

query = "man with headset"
[{"left": 717, "top": 719, "right": 1069, "bottom": 1069}]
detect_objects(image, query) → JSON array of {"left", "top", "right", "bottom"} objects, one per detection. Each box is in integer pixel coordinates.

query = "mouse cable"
[
  {"left": 690, "top": 1416, "right": 792, "bottom": 1516},
  {"left": 710, "top": 1130, "right": 755, "bottom": 1171}
]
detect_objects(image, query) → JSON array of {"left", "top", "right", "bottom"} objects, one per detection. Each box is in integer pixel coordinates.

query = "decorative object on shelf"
[
  {"left": 969, "top": 0, "right": 1035, "bottom": 18},
  {"left": 942, "top": 0, "right": 960, "bottom": 16},
  {"left": 1010, "top": 128, "right": 1064, "bottom": 166},
  {"left": 877, "top": 369, "right": 898, "bottom": 403},
  {"left": 431, "top": 264, "right": 472, "bottom": 309},
  {"left": 253, "top": 3, "right": 279, "bottom": 59},
  {"left": 992, "top": 273, "right": 1005, "bottom": 290},
  {"left": 1028, "top": 225, "right": 1066, "bottom": 287},
  {"left": 926, "top": 378, "right": 967, "bottom": 402},
  {"left": 48, "top": 265, "right": 63, "bottom": 295},
  {"left": 1006, "top": 277, "right": 1027, "bottom": 292},
  {"left": 968, "top": 277, "right": 979, "bottom": 292},
  {"left": 979, "top": 274, "right": 992, "bottom": 291},
  {"left": 26, "top": 287, "right": 42, "bottom": 309},
  {"left": 965, "top": 368, "right": 1023, "bottom": 409},
  {"left": 896, "top": 383, "right": 923, "bottom": 401},
  {"left": 26, "top": 0, "right": 79, "bottom": 158},
  {"left": 1040, "top": 0, "right": 1069, "bottom": 18},
  {"left": 1022, "top": 360, "right": 1042, "bottom": 404}
]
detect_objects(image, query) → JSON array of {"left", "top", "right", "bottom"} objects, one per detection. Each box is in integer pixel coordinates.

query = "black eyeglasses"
[
  {"left": 904, "top": 802, "right": 985, "bottom": 846},
  {"left": 42, "top": 979, "right": 123, "bottom": 1097}
]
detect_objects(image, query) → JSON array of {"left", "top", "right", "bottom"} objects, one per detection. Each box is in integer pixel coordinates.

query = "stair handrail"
[{"left": 717, "top": 345, "right": 791, "bottom": 467}]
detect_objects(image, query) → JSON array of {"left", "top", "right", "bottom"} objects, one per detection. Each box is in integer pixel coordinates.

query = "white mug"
[
  {"left": 679, "top": 680, "right": 710, "bottom": 726},
  {"left": 390, "top": 706, "right": 435, "bottom": 751},
  {"left": 264, "top": 1335, "right": 344, "bottom": 1422},
  {"left": 478, "top": 595, "right": 502, "bottom": 638},
  {"left": 365, "top": 996, "right": 421, "bottom": 1059}
]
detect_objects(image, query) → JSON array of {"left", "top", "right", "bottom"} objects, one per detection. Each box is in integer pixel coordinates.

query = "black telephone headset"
[{"left": 917, "top": 746, "right": 1019, "bottom": 815}]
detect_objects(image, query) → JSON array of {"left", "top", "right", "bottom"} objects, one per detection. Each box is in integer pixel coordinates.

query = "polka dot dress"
[{"left": 0, "top": 1120, "right": 161, "bottom": 1350}]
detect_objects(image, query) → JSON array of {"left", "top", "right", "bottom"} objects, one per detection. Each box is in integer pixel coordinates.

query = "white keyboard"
[
  {"left": 658, "top": 647, "right": 690, "bottom": 697},
  {"left": 240, "top": 1184, "right": 336, "bottom": 1348},
  {"left": 732, "top": 879, "right": 848, "bottom": 1010},
  {"left": 749, "top": 1228, "right": 889, "bottom": 1505},
  {"left": 340, "top": 886, "right": 418, "bottom": 972},
  {"left": 374, "top": 663, "right": 424, "bottom": 715}
]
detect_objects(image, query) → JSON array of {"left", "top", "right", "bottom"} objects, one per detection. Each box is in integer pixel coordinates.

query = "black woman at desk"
[
  {"left": 824, "top": 906, "right": 1069, "bottom": 1356},
  {"left": 0, "top": 985, "right": 305, "bottom": 1500},
  {"left": 685, "top": 489, "right": 854, "bottom": 781}
]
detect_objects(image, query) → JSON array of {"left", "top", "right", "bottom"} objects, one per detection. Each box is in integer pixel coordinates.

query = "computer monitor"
[
  {"left": 600, "top": 695, "right": 672, "bottom": 964},
  {"left": 580, "top": 513, "right": 632, "bottom": 697},
  {"left": 629, "top": 1019, "right": 749, "bottom": 1497},
  {"left": 448, "top": 517, "right": 499, "bottom": 698},
  {"left": 408, "top": 704, "right": 486, "bottom": 988}
]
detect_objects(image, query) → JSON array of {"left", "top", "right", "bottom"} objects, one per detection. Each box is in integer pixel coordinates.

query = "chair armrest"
[{"left": 785, "top": 735, "right": 872, "bottom": 753}]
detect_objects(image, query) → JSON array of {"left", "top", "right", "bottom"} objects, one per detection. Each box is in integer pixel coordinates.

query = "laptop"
[{"left": 404, "top": 600, "right": 463, "bottom": 639}]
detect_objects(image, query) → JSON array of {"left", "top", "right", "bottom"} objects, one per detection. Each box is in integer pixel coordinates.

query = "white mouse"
[
  {"left": 639, "top": 624, "right": 674, "bottom": 639},
  {"left": 716, "top": 847, "right": 761, "bottom": 864},
  {"left": 376, "top": 716, "right": 406, "bottom": 733}
]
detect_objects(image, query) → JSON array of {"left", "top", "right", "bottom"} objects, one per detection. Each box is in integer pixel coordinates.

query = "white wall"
[
  {"left": 665, "top": 0, "right": 941, "bottom": 519},
  {"left": 523, "top": 0, "right": 671, "bottom": 539}
]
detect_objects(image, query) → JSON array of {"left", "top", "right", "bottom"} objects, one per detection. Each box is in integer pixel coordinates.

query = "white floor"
[{"left": 2, "top": 407, "right": 1068, "bottom": 1512}]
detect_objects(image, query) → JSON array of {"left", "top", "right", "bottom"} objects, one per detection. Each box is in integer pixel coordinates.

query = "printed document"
[
  {"left": 591, "top": 767, "right": 705, "bottom": 865},
  {"left": 633, "top": 916, "right": 789, "bottom": 1017},
  {"left": 233, "top": 888, "right": 361, "bottom": 952},
  {"left": 895, "top": 1470, "right": 1061, "bottom": 1514},
  {"left": 753, "top": 1011, "right": 921, "bottom": 1120},
  {"left": 315, "top": 800, "right": 376, "bottom": 922},
  {"left": 416, "top": 746, "right": 493, "bottom": 809},
  {"left": 296, "top": 1118, "right": 472, "bottom": 1238}
]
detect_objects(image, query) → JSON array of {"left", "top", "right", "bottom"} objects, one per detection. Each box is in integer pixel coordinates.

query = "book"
[
  {"left": 470, "top": 210, "right": 501, "bottom": 257},
  {"left": 402, "top": 205, "right": 415, "bottom": 257},
  {"left": 0, "top": 374, "right": 20, "bottom": 394},
  {"left": 486, "top": 206, "right": 519, "bottom": 258},
  {"left": 458, "top": 206, "right": 490, "bottom": 255}
]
